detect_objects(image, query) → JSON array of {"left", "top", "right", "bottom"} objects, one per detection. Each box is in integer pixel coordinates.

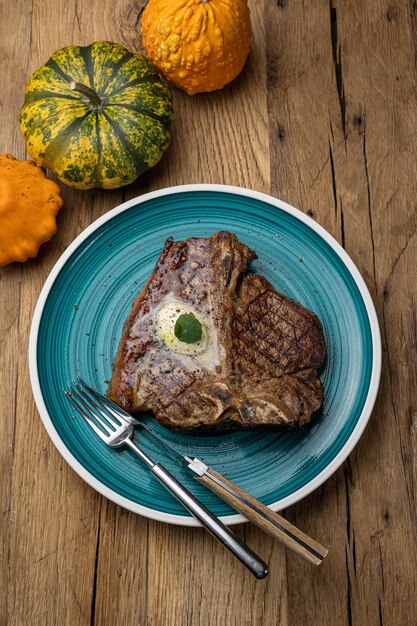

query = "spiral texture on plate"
[{"left": 34, "top": 190, "right": 375, "bottom": 519}]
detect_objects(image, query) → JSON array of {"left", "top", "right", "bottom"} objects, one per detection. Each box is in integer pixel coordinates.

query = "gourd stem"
[{"left": 70, "top": 81, "right": 103, "bottom": 109}]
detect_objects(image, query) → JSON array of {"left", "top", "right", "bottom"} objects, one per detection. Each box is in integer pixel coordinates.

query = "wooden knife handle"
[{"left": 195, "top": 468, "right": 328, "bottom": 566}]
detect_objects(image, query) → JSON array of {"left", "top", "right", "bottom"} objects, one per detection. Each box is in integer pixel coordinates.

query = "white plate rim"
[{"left": 29, "top": 183, "right": 382, "bottom": 526}]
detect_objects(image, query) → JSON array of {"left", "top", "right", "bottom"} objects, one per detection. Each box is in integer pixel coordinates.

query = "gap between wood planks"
[{"left": 89, "top": 499, "right": 102, "bottom": 626}]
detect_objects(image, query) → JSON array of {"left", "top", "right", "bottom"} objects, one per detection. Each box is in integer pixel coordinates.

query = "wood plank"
[
  {"left": 0, "top": 1, "right": 34, "bottom": 624},
  {"left": 267, "top": 1, "right": 417, "bottom": 625},
  {"left": 266, "top": 0, "right": 341, "bottom": 238},
  {"left": 92, "top": 500, "right": 149, "bottom": 625},
  {"left": 332, "top": 2, "right": 417, "bottom": 625},
  {"left": 266, "top": 2, "right": 349, "bottom": 625},
  {"left": 3, "top": 1, "right": 125, "bottom": 624}
]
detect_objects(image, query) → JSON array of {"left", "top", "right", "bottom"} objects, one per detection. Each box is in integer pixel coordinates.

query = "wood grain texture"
[
  {"left": 0, "top": 0, "right": 416, "bottom": 625},
  {"left": 196, "top": 469, "right": 327, "bottom": 565},
  {"left": 267, "top": 2, "right": 417, "bottom": 626}
]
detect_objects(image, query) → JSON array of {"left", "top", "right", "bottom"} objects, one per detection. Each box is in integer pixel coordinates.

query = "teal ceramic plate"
[{"left": 29, "top": 185, "right": 381, "bottom": 525}]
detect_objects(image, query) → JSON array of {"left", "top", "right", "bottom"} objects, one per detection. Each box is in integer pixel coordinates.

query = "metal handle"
[{"left": 151, "top": 464, "right": 268, "bottom": 579}]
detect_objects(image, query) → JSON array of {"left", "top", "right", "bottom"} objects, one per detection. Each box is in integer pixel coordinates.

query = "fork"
[{"left": 65, "top": 382, "right": 268, "bottom": 579}]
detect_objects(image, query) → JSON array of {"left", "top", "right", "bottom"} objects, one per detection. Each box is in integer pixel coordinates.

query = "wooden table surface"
[{"left": 1, "top": 1, "right": 416, "bottom": 624}]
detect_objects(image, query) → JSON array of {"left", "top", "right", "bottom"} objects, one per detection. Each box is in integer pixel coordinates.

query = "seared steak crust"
[{"left": 108, "top": 232, "right": 326, "bottom": 431}]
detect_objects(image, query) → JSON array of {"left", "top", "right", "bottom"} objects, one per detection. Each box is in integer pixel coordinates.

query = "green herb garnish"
[{"left": 174, "top": 313, "right": 202, "bottom": 344}]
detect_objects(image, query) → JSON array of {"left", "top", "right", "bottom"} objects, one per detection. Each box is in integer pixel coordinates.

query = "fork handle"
[
  {"left": 195, "top": 469, "right": 328, "bottom": 565},
  {"left": 151, "top": 464, "right": 268, "bottom": 579}
]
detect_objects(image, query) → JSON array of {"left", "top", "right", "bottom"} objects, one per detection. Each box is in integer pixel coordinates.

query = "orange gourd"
[
  {"left": 0, "top": 154, "right": 63, "bottom": 266},
  {"left": 141, "top": 0, "right": 251, "bottom": 95}
]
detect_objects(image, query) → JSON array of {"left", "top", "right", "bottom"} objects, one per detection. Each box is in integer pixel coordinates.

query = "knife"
[
  {"left": 136, "top": 420, "right": 328, "bottom": 566},
  {"left": 81, "top": 380, "right": 328, "bottom": 565}
]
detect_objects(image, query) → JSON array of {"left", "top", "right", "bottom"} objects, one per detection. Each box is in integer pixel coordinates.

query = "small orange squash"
[
  {"left": 141, "top": 0, "right": 251, "bottom": 95},
  {"left": 0, "top": 154, "right": 63, "bottom": 266}
]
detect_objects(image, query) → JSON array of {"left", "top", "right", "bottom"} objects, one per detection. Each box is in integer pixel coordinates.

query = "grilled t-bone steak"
[{"left": 107, "top": 232, "right": 326, "bottom": 431}]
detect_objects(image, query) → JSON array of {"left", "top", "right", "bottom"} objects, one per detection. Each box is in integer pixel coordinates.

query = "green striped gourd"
[{"left": 19, "top": 41, "right": 173, "bottom": 190}]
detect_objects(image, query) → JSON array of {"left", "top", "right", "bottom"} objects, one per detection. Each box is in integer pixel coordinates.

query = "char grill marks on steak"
[{"left": 107, "top": 232, "right": 326, "bottom": 431}]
